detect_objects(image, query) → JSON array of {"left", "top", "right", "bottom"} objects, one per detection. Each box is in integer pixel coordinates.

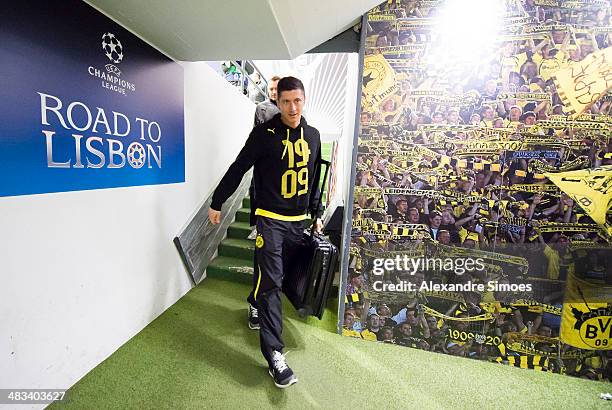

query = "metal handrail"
[{"left": 221, "top": 60, "right": 269, "bottom": 102}]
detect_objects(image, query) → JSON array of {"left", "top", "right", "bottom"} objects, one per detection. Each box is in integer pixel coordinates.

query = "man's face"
[
  {"left": 556, "top": 236, "right": 570, "bottom": 250},
  {"left": 523, "top": 62, "right": 538, "bottom": 79},
  {"left": 475, "top": 173, "right": 485, "bottom": 186},
  {"left": 406, "top": 311, "right": 418, "bottom": 326},
  {"left": 344, "top": 314, "right": 355, "bottom": 328},
  {"left": 510, "top": 107, "right": 521, "bottom": 121},
  {"left": 441, "top": 210, "right": 453, "bottom": 224},
  {"left": 430, "top": 215, "right": 442, "bottom": 229},
  {"left": 552, "top": 29, "right": 566, "bottom": 45},
  {"left": 351, "top": 275, "right": 364, "bottom": 288},
  {"left": 378, "top": 305, "right": 391, "bottom": 317},
  {"left": 397, "top": 200, "right": 408, "bottom": 214},
  {"left": 409, "top": 209, "right": 419, "bottom": 223},
  {"left": 268, "top": 80, "right": 279, "bottom": 102},
  {"left": 439, "top": 231, "right": 451, "bottom": 244},
  {"left": 278, "top": 88, "right": 305, "bottom": 127},
  {"left": 570, "top": 47, "right": 582, "bottom": 61},
  {"left": 463, "top": 239, "right": 476, "bottom": 248},
  {"left": 525, "top": 115, "right": 536, "bottom": 125},
  {"left": 400, "top": 324, "right": 412, "bottom": 336},
  {"left": 369, "top": 315, "right": 380, "bottom": 328}
]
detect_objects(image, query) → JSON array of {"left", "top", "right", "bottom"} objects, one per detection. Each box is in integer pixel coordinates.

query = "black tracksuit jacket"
[{"left": 211, "top": 114, "right": 322, "bottom": 219}]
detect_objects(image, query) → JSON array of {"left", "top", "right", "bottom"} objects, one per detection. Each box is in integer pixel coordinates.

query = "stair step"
[
  {"left": 218, "top": 237, "right": 255, "bottom": 260},
  {"left": 242, "top": 197, "right": 251, "bottom": 209},
  {"left": 227, "top": 222, "right": 252, "bottom": 239},
  {"left": 206, "top": 256, "right": 253, "bottom": 284},
  {"left": 235, "top": 208, "right": 251, "bottom": 223}
]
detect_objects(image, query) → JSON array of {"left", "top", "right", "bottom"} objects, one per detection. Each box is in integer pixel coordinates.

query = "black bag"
[{"left": 282, "top": 159, "right": 339, "bottom": 319}]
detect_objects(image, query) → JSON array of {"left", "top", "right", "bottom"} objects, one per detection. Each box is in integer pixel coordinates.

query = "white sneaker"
[{"left": 268, "top": 351, "right": 298, "bottom": 388}]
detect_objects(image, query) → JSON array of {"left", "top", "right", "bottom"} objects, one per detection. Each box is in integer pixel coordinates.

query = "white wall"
[{"left": 0, "top": 62, "right": 255, "bottom": 397}]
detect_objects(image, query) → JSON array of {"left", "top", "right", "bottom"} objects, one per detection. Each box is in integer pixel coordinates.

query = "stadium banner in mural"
[
  {"left": 344, "top": 0, "right": 612, "bottom": 381},
  {"left": 0, "top": 0, "right": 185, "bottom": 197}
]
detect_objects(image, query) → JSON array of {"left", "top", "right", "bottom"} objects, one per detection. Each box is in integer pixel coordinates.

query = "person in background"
[{"left": 245, "top": 76, "right": 282, "bottom": 330}]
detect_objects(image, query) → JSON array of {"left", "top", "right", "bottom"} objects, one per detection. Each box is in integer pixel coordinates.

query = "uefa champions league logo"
[
  {"left": 101, "top": 32, "right": 123, "bottom": 64},
  {"left": 88, "top": 32, "right": 135, "bottom": 94}
]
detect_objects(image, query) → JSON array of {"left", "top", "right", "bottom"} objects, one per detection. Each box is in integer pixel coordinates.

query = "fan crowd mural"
[{"left": 344, "top": 0, "right": 612, "bottom": 381}]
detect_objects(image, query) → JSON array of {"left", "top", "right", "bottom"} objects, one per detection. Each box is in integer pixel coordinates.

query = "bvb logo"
[
  {"left": 573, "top": 306, "right": 612, "bottom": 349},
  {"left": 255, "top": 234, "right": 264, "bottom": 249},
  {"left": 101, "top": 32, "right": 124, "bottom": 64},
  {"left": 578, "top": 315, "right": 612, "bottom": 349},
  {"left": 363, "top": 60, "right": 386, "bottom": 92},
  {"left": 127, "top": 142, "right": 146, "bottom": 168},
  {"left": 474, "top": 334, "right": 486, "bottom": 344}
]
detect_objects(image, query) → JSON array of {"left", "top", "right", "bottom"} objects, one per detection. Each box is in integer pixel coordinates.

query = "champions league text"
[
  {"left": 370, "top": 256, "right": 533, "bottom": 293},
  {"left": 39, "top": 92, "right": 162, "bottom": 169},
  {"left": 88, "top": 66, "right": 136, "bottom": 95}
]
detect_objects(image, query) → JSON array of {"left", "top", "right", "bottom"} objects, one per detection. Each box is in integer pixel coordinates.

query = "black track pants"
[{"left": 247, "top": 216, "right": 304, "bottom": 367}]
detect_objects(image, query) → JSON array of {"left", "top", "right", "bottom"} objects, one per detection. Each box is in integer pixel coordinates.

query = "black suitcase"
[
  {"left": 282, "top": 159, "right": 338, "bottom": 319},
  {"left": 282, "top": 231, "right": 338, "bottom": 319}
]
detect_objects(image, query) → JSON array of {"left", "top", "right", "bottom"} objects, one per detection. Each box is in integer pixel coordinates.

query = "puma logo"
[{"left": 267, "top": 128, "right": 275, "bottom": 134}]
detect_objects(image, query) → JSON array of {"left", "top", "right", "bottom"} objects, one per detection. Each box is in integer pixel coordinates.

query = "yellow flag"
[
  {"left": 362, "top": 54, "right": 398, "bottom": 110},
  {"left": 552, "top": 46, "right": 612, "bottom": 118},
  {"left": 560, "top": 272, "right": 612, "bottom": 350},
  {"left": 544, "top": 166, "right": 612, "bottom": 226}
]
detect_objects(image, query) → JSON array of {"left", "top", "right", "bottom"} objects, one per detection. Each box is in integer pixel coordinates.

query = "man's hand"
[
  {"left": 208, "top": 208, "right": 221, "bottom": 225},
  {"left": 314, "top": 218, "right": 324, "bottom": 234}
]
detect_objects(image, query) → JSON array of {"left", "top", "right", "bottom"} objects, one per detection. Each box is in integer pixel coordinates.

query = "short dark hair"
[
  {"left": 270, "top": 75, "right": 281, "bottom": 82},
  {"left": 429, "top": 210, "right": 442, "bottom": 219},
  {"left": 277, "top": 76, "right": 305, "bottom": 99}
]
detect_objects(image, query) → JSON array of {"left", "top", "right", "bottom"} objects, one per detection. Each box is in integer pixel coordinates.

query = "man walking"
[
  {"left": 208, "top": 77, "right": 322, "bottom": 388},
  {"left": 246, "top": 76, "right": 281, "bottom": 331}
]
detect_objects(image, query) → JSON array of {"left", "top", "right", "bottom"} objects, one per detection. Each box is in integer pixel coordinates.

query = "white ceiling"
[{"left": 85, "top": 0, "right": 381, "bottom": 61}]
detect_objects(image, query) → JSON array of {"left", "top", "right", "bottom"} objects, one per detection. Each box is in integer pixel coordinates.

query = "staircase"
[
  {"left": 205, "top": 195, "right": 339, "bottom": 331},
  {"left": 206, "top": 196, "right": 255, "bottom": 284}
]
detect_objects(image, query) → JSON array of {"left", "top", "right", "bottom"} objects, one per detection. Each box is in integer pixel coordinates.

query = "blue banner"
[{"left": 0, "top": 0, "right": 185, "bottom": 197}]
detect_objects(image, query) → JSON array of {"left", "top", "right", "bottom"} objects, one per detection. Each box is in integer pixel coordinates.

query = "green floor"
[{"left": 51, "top": 278, "right": 610, "bottom": 410}]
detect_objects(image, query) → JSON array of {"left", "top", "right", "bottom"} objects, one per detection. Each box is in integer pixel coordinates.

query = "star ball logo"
[
  {"left": 87, "top": 32, "right": 136, "bottom": 95},
  {"left": 101, "top": 32, "right": 123, "bottom": 64}
]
